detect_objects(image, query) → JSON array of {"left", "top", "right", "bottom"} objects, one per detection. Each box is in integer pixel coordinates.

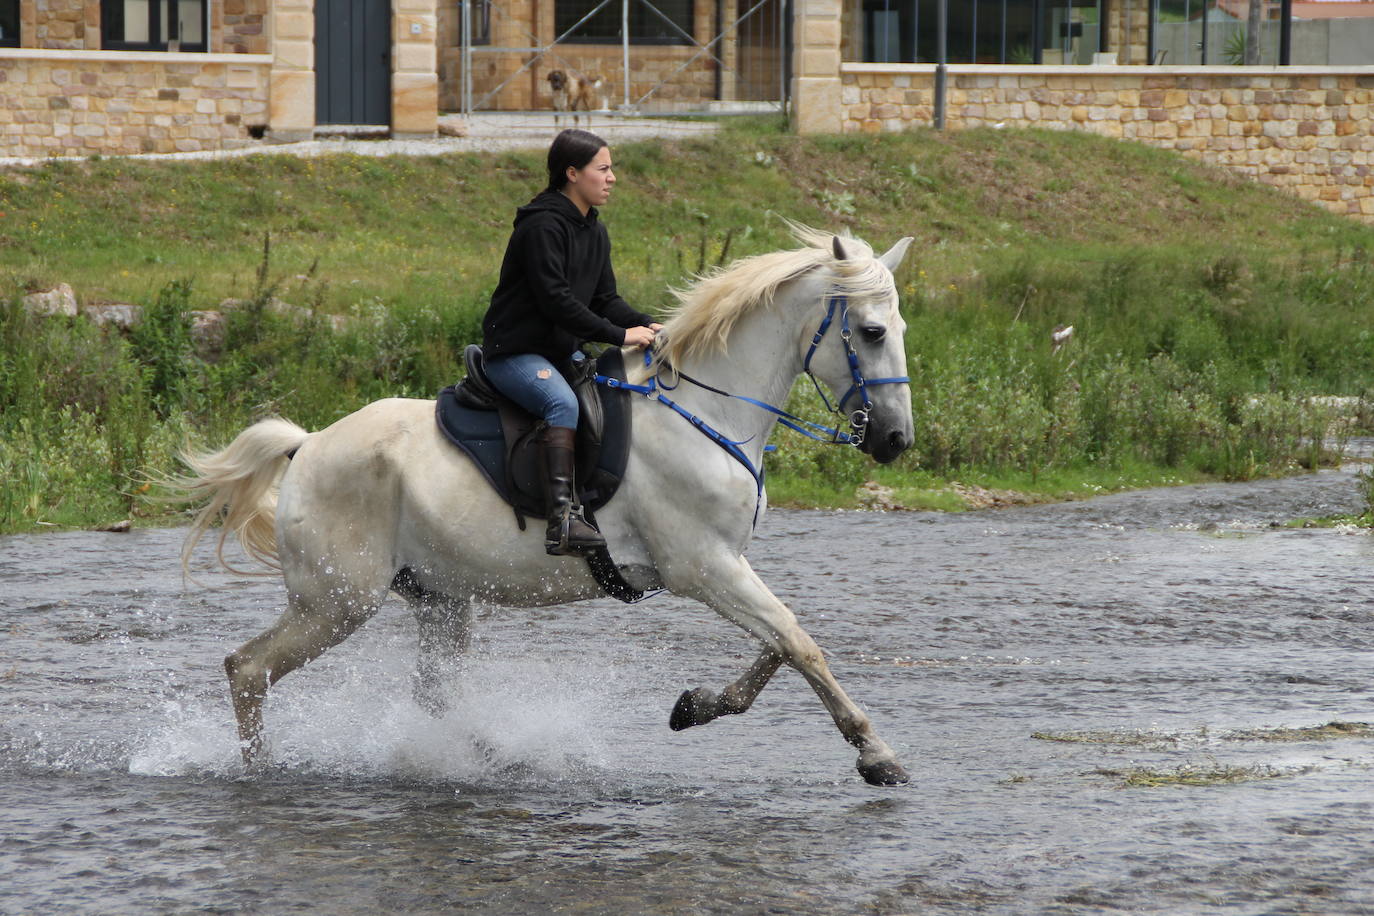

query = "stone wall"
[
  {"left": 219, "top": 0, "right": 270, "bottom": 55},
  {"left": 838, "top": 63, "right": 1374, "bottom": 221},
  {"left": 0, "top": 49, "right": 271, "bottom": 156},
  {"left": 32, "top": 0, "right": 93, "bottom": 50}
]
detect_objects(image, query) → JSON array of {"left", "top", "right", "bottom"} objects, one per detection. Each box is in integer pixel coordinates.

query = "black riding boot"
[{"left": 541, "top": 426, "right": 606, "bottom": 557}]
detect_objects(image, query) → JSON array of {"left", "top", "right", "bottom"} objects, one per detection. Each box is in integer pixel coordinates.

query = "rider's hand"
[{"left": 623, "top": 326, "right": 657, "bottom": 349}]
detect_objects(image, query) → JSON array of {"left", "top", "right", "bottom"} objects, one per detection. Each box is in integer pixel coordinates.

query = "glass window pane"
[
  {"left": 0, "top": 0, "right": 18, "bottom": 46},
  {"left": 556, "top": 0, "right": 694, "bottom": 44},
  {"left": 125, "top": 0, "right": 151, "bottom": 42},
  {"left": 178, "top": 0, "right": 204, "bottom": 44}
]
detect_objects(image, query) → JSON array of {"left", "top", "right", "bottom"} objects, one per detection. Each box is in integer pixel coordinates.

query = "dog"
[{"left": 547, "top": 70, "right": 605, "bottom": 128}]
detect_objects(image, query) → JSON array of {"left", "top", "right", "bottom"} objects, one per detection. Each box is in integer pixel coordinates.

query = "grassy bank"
[{"left": 3, "top": 118, "right": 1374, "bottom": 533}]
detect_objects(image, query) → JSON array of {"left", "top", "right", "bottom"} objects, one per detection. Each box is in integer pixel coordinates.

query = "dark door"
[{"left": 315, "top": 0, "right": 391, "bottom": 125}]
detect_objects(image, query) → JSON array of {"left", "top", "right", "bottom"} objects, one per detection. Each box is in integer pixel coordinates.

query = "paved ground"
[{"left": 0, "top": 112, "right": 722, "bottom": 167}]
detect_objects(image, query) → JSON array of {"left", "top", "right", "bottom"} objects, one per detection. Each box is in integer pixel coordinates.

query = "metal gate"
[
  {"left": 454, "top": 0, "right": 791, "bottom": 116},
  {"left": 316, "top": 0, "right": 392, "bottom": 126}
]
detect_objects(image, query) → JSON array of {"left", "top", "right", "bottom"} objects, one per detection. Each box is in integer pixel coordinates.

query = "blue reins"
[{"left": 594, "top": 294, "right": 910, "bottom": 527}]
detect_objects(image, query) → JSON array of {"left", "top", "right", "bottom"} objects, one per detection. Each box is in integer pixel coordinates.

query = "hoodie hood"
[{"left": 514, "top": 190, "right": 597, "bottom": 227}]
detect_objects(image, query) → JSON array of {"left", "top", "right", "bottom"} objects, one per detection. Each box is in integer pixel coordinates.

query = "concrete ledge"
[{"left": 0, "top": 48, "right": 273, "bottom": 66}]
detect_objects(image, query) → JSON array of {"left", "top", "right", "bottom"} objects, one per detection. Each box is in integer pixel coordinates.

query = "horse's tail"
[{"left": 174, "top": 417, "right": 310, "bottom": 579}]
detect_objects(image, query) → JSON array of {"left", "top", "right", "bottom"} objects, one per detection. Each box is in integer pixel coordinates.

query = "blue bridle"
[
  {"left": 595, "top": 294, "right": 910, "bottom": 526},
  {"left": 802, "top": 292, "right": 912, "bottom": 438}
]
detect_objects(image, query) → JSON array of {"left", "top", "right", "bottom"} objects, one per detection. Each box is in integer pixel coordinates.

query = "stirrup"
[{"left": 545, "top": 506, "right": 605, "bottom": 557}]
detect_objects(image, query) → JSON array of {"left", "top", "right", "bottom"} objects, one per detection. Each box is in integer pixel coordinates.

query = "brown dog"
[{"left": 547, "top": 70, "right": 605, "bottom": 128}]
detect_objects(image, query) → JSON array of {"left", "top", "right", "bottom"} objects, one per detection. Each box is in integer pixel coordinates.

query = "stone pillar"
[
  {"left": 1109, "top": 0, "right": 1150, "bottom": 65},
  {"left": 268, "top": 0, "right": 315, "bottom": 141},
  {"left": 792, "top": 0, "right": 842, "bottom": 134},
  {"left": 393, "top": 0, "right": 438, "bottom": 136},
  {"left": 719, "top": 0, "right": 738, "bottom": 101},
  {"left": 19, "top": 0, "right": 36, "bottom": 48}
]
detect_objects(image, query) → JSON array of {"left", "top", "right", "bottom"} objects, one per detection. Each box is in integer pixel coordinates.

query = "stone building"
[
  {"left": 0, "top": 0, "right": 439, "bottom": 157},
  {"left": 794, "top": 1, "right": 1374, "bottom": 220},
  {"left": 0, "top": 0, "right": 787, "bottom": 158},
  {"left": 3, "top": 0, "right": 1374, "bottom": 221}
]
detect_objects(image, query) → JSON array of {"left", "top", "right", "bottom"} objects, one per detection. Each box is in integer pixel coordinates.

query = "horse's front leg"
[
  {"left": 671, "top": 554, "right": 909, "bottom": 787},
  {"left": 669, "top": 648, "right": 783, "bottom": 731}
]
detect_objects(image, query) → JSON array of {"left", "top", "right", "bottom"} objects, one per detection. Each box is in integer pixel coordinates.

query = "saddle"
[{"left": 435, "top": 345, "right": 632, "bottom": 531}]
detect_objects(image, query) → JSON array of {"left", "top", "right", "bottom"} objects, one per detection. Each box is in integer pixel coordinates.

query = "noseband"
[{"left": 801, "top": 294, "right": 911, "bottom": 446}]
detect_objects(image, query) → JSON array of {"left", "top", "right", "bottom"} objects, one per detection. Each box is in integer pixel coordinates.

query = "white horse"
[{"left": 179, "top": 224, "right": 916, "bottom": 786}]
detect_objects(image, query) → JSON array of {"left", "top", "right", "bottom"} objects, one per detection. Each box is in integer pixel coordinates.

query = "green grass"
[{"left": 4, "top": 119, "right": 1374, "bottom": 532}]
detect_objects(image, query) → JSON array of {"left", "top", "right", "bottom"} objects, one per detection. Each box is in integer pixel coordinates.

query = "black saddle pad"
[{"left": 435, "top": 348, "right": 633, "bottom": 519}]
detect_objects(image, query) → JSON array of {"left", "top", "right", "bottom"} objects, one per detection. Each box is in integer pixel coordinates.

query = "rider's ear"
[{"left": 878, "top": 237, "right": 914, "bottom": 272}]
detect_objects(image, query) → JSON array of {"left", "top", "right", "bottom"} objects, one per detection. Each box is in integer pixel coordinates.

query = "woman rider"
[{"left": 481, "top": 128, "right": 661, "bottom": 557}]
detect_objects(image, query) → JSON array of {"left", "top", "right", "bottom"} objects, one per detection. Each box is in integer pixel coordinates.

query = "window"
[
  {"left": 0, "top": 0, "right": 18, "bottom": 47},
  {"left": 102, "top": 0, "right": 208, "bottom": 51},
  {"left": 556, "top": 0, "right": 694, "bottom": 45},
  {"left": 862, "top": 0, "right": 1104, "bottom": 65},
  {"left": 458, "top": 0, "right": 491, "bottom": 46}
]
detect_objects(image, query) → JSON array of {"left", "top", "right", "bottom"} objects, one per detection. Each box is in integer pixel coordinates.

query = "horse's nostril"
[{"left": 888, "top": 430, "right": 909, "bottom": 452}]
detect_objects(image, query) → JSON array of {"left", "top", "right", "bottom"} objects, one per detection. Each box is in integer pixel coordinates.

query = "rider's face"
[{"left": 564, "top": 146, "right": 615, "bottom": 213}]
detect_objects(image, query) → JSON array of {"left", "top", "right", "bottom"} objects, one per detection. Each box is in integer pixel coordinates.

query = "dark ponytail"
[{"left": 546, "top": 128, "right": 608, "bottom": 192}]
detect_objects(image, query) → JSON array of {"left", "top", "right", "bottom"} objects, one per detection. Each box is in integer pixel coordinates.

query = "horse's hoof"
[
  {"left": 669, "top": 687, "right": 719, "bottom": 731},
  {"left": 857, "top": 758, "right": 910, "bottom": 787}
]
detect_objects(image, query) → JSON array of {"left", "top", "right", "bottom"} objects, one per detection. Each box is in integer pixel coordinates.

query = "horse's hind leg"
[
  {"left": 224, "top": 582, "right": 384, "bottom": 767},
  {"left": 392, "top": 568, "right": 472, "bottom": 716},
  {"left": 670, "top": 648, "right": 783, "bottom": 731}
]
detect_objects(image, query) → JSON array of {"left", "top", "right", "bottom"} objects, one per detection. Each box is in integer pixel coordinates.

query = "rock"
[
  {"left": 856, "top": 480, "right": 899, "bottom": 510},
  {"left": 83, "top": 302, "right": 142, "bottom": 330},
  {"left": 99, "top": 520, "right": 132, "bottom": 533},
  {"left": 438, "top": 119, "right": 469, "bottom": 138},
  {"left": 21, "top": 283, "right": 78, "bottom": 317},
  {"left": 188, "top": 309, "right": 225, "bottom": 351},
  {"left": 947, "top": 481, "right": 1037, "bottom": 510}
]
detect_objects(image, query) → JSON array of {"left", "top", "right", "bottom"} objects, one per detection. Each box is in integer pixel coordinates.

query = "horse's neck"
[{"left": 668, "top": 281, "right": 814, "bottom": 460}]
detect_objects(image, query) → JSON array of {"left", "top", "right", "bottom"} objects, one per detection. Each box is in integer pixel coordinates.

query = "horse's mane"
[{"left": 654, "top": 221, "right": 896, "bottom": 368}]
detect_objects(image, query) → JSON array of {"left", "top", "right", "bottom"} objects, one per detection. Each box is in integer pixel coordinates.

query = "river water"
[{"left": 3, "top": 464, "right": 1374, "bottom": 914}]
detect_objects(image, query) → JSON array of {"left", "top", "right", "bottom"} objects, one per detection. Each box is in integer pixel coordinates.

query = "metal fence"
[{"left": 451, "top": 0, "right": 790, "bottom": 116}]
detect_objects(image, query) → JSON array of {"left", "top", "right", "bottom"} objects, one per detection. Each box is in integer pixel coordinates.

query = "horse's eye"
[{"left": 860, "top": 324, "right": 886, "bottom": 343}]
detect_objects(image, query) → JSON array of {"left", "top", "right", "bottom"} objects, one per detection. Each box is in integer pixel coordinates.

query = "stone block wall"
[
  {"left": 219, "top": 0, "right": 270, "bottom": 55},
  {"left": 0, "top": 49, "right": 271, "bottom": 156},
  {"left": 839, "top": 64, "right": 1374, "bottom": 221},
  {"left": 32, "top": 0, "right": 94, "bottom": 49}
]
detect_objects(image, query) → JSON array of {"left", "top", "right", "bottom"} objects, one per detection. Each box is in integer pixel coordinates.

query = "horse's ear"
[
  {"left": 832, "top": 236, "right": 851, "bottom": 261},
  {"left": 878, "top": 237, "right": 914, "bottom": 272}
]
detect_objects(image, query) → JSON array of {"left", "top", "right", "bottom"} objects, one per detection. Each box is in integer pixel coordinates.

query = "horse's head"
[{"left": 803, "top": 234, "right": 915, "bottom": 464}]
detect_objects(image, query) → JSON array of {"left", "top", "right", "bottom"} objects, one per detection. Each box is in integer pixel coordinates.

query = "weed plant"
[{"left": 2, "top": 122, "right": 1374, "bottom": 531}]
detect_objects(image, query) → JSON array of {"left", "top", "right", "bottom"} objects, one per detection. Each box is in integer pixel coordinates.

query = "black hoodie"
[{"left": 481, "top": 191, "right": 653, "bottom": 362}]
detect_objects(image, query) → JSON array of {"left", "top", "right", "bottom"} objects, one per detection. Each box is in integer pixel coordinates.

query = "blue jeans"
[{"left": 483, "top": 353, "right": 579, "bottom": 430}]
